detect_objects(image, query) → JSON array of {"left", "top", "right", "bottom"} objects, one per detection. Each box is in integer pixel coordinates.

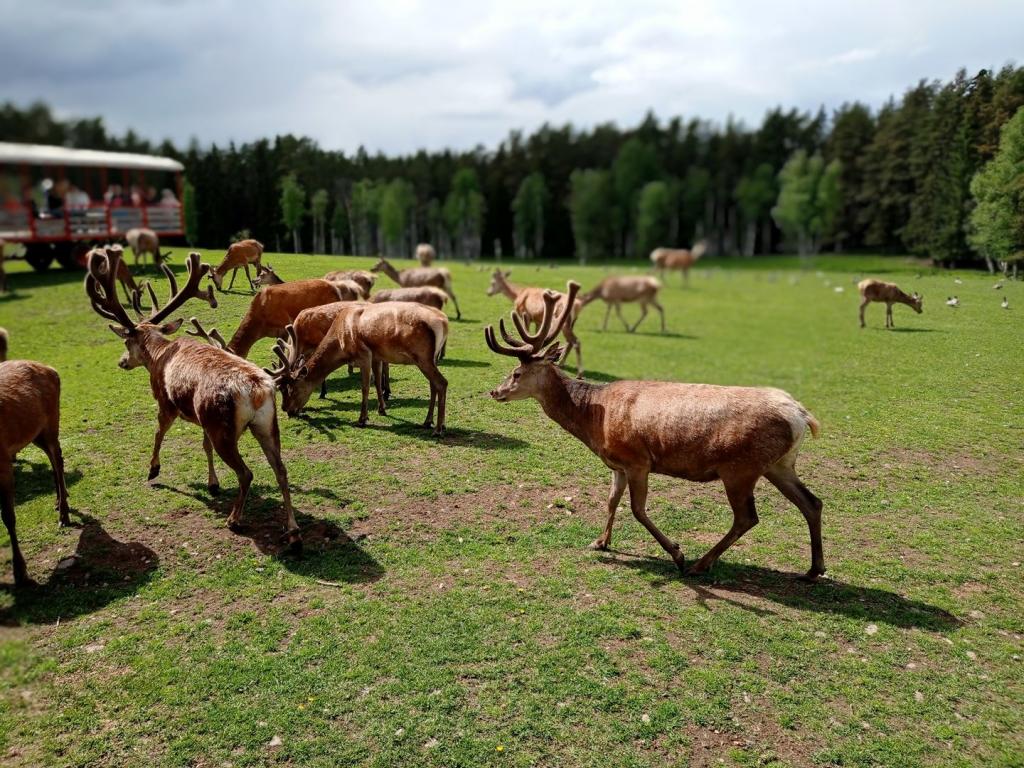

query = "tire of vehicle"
[
  {"left": 58, "top": 242, "right": 91, "bottom": 270},
  {"left": 24, "top": 243, "right": 55, "bottom": 272}
]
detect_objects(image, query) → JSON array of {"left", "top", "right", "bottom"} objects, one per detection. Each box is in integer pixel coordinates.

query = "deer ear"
[
  {"left": 108, "top": 324, "right": 130, "bottom": 339},
  {"left": 160, "top": 318, "right": 185, "bottom": 334},
  {"left": 543, "top": 343, "right": 566, "bottom": 364},
  {"left": 295, "top": 364, "right": 309, "bottom": 381}
]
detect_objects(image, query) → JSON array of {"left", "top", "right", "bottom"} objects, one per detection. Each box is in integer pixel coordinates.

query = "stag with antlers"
[
  {"left": 485, "top": 282, "right": 825, "bottom": 579},
  {"left": 84, "top": 246, "right": 302, "bottom": 551}
]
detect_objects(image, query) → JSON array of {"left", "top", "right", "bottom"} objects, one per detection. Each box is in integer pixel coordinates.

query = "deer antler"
[
  {"left": 85, "top": 246, "right": 137, "bottom": 330},
  {"left": 146, "top": 252, "right": 218, "bottom": 325},
  {"left": 185, "top": 317, "right": 227, "bottom": 349},
  {"left": 484, "top": 281, "right": 580, "bottom": 360},
  {"left": 265, "top": 324, "right": 304, "bottom": 379}
]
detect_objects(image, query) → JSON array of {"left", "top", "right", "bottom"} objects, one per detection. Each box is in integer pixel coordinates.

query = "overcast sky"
[{"left": 2, "top": 0, "right": 1021, "bottom": 155}]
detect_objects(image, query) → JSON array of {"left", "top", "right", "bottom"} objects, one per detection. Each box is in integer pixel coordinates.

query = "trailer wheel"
[
  {"left": 24, "top": 243, "right": 55, "bottom": 272},
  {"left": 57, "top": 242, "right": 90, "bottom": 270}
]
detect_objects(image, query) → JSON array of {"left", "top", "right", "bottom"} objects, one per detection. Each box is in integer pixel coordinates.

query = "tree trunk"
[
  {"left": 760, "top": 219, "right": 772, "bottom": 255},
  {"left": 292, "top": 229, "right": 301, "bottom": 254},
  {"left": 743, "top": 220, "right": 756, "bottom": 258}
]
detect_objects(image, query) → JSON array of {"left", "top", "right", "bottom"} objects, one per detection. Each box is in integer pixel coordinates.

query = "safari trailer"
[{"left": 0, "top": 142, "right": 185, "bottom": 271}]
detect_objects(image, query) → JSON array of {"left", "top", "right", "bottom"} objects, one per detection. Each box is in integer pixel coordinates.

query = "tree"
[
  {"left": 826, "top": 102, "right": 874, "bottom": 250},
  {"left": 444, "top": 168, "right": 485, "bottom": 260},
  {"left": 349, "top": 179, "right": 380, "bottom": 255},
  {"left": 568, "top": 169, "right": 614, "bottom": 264},
  {"left": 182, "top": 179, "right": 198, "bottom": 247},
  {"left": 310, "top": 188, "right": 329, "bottom": 254},
  {"left": 379, "top": 178, "right": 416, "bottom": 257},
  {"left": 279, "top": 173, "right": 306, "bottom": 253},
  {"left": 969, "top": 106, "right": 1024, "bottom": 275},
  {"left": 772, "top": 150, "right": 842, "bottom": 256},
  {"left": 512, "top": 172, "right": 548, "bottom": 258},
  {"left": 611, "top": 138, "right": 660, "bottom": 257},
  {"left": 330, "top": 198, "right": 348, "bottom": 254},
  {"left": 734, "top": 163, "right": 776, "bottom": 256},
  {"left": 636, "top": 180, "right": 674, "bottom": 257}
]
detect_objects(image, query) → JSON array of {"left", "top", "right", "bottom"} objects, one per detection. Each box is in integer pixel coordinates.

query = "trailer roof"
[{"left": 0, "top": 142, "right": 184, "bottom": 172}]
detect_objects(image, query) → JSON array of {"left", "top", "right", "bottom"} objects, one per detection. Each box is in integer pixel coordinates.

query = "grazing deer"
[
  {"left": 371, "top": 286, "right": 448, "bottom": 311},
  {"left": 415, "top": 243, "right": 436, "bottom": 266},
  {"left": 270, "top": 301, "right": 449, "bottom": 435},
  {"left": 84, "top": 247, "right": 301, "bottom": 551},
  {"left": 254, "top": 264, "right": 284, "bottom": 287},
  {"left": 487, "top": 269, "right": 583, "bottom": 376},
  {"left": 226, "top": 279, "right": 361, "bottom": 357},
  {"left": 372, "top": 258, "right": 461, "bottom": 319},
  {"left": 255, "top": 265, "right": 369, "bottom": 299},
  {"left": 125, "top": 227, "right": 168, "bottom": 268},
  {"left": 211, "top": 239, "right": 264, "bottom": 292},
  {"left": 324, "top": 270, "right": 376, "bottom": 297},
  {"left": 484, "top": 282, "right": 825, "bottom": 579},
  {"left": 88, "top": 246, "right": 139, "bottom": 302},
  {"left": 650, "top": 241, "right": 706, "bottom": 284},
  {"left": 1, "top": 359, "right": 73, "bottom": 587},
  {"left": 857, "top": 279, "right": 923, "bottom": 328},
  {"left": 580, "top": 275, "right": 665, "bottom": 333}
]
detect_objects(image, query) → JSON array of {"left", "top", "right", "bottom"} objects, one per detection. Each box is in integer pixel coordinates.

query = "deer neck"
[
  {"left": 303, "top": 332, "right": 349, "bottom": 386},
  {"left": 497, "top": 277, "right": 520, "bottom": 301},
  {"left": 138, "top": 329, "right": 175, "bottom": 369},
  {"left": 381, "top": 262, "right": 401, "bottom": 283},
  {"left": 532, "top": 367, "right": 603, "bottom": 450}
]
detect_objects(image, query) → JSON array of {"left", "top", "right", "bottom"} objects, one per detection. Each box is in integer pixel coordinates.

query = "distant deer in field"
[
  {"left": 485, "top": 282, "right": 825, "bottom": 579},
  {"left": 211, "top": 239, "right": 264, "bottom": 292},
  {"left": 226, "top": 279, "right": 362, "bottom": 357},
  {"left": 125, "top": 227, "right": 168, "bottom": 268},
  {"left": 415, "top": 243, "right": 436, "bottom": 266},
  {"left": 88, "top": 246, "right": 139, "bottom": 302},
  {"left": 253, "top": 264, "right": 284, "bottom": 287},
  {"left": 487, "top": 269, "right": 583, "bottom": 376},
  {"left": 323, "top": 270, "right": 376, "bottom": 297},
  {"left": 254, "top": 265, "right": 370, "bottom": 299},
  {"left": 85, "top": 247, "right": 302, "bottom": 551},
  {"left": 270, "top": 301, "right": 449, "bottom": 435},
  {"left": 650, "top": 241, "right": 706, "bottom": 284},
  {"left": 372, "top": 258, "right": 461, "bottom": 319},
  {"left": 1, "top": 358, "right": 73, "bottom": 587},
  {"left": 857, "top": 279, "right": 923, "bottom": 328},
  {"left": 580, "top": 275, "right": 665, "bottom": 333},
  {"left": 371, "top": 286, "right": 448, "bottom": 311}
]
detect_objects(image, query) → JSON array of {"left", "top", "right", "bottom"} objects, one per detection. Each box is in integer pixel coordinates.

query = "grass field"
[{"left": 1, "top": 250, "right": 1022, "bottom": 767}]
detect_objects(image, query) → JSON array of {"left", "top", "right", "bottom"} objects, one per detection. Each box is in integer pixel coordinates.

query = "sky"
[{"left": 2, "top": 0, "right": 1021, "bottom": 155}]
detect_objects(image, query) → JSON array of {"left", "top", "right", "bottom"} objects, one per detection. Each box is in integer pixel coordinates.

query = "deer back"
[{"left": 0, "top": 360, "right": 61, "bottom": 454}]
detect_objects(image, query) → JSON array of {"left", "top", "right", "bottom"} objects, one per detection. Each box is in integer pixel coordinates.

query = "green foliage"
[
  {"left": 310, "top": 189, "right": 329, "bottom": 254},
  {"left": 636, "top": 180, "right": 674, "bottom": 256},
  {"left": 350, "top": 179, "right": 380, "bottom": 255},
  {"left": 612, "top": 138, "right": 660, "bottom": 255},
  {"left": 378, "top": 179, "right": 417, "bottom": 257},
  {"left": 969, "top": 106, "right": 1024, "bottom": 267},
  {"left": 444, "top": 168, "right": 485, "bottom": 260},
  {"left": 512, "top": 172, "right": 549, "bottom": 258},
  {"left": 568, "top": 169, "right": 614, "bottom": 264},
  {"left": 735, "top": 163, "right": 776, "bottom": 255},
  {"left": 181, "top": 179, "right": 198, "bottom": 246},
  {"left": 279, "top": 173, "right": 306, "bottom": 253},
  {"left": 772, "top": 151, "right": 842, "bottom": 256}
]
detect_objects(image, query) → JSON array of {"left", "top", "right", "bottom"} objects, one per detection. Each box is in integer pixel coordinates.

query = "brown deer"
[
  {"left": 372, "top": 258, "right": 461, "bottom": 319},
  {"left": 226, "top": 279, "right": 361, "bottom": 357},
  {"left": 125, "top": 227, "right": 168, "bottom": 268},
  {"left": 255, "top": 265, "right": 369, "bottom": 299},
  {"left": 253, "top": 264, "right": 284, "bottom": 287},
  {"left": 650, "top": 241, "right": 707, "bottom": 284},
  {"left": 371, "top": 286, "right": 448, "bottom": 311},
  {"left": 270, "top": 301, "right": 449, "bottom": 435},
  {"left": 324, "top": 270, "right": 376, "bottom": 297},
  {"left": 210, "top": 239, "right": 264, "bottom": 292},
  {"left": 484, "top": 282, "right": 825, "bottom": 580},
  {"left": 857, "top": 279, "right": 923, "bottom": 328},
  {"left": 84, "top": 247, "right": 301, "bottom": 551},
  {"left": 88, "top": 246, "right": 139, "bottom": 302},
  {"left": 487, "top": 269, "right": 583, "bottom": 376},
  {"left": 1, "top": 358, "right": 73, "bottom": 586},
  {"left": 580, "top": 275, "right": 665, "bottom": 333},
  {"left": 415, "top": 243, "right": 436, "bottom": 266}
]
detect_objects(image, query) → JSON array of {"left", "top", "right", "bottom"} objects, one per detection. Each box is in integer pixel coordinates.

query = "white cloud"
[{"left": 0, "top": 0, "right": 1020, "bottom": 154}]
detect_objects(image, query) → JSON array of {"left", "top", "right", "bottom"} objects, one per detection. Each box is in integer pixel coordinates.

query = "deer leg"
[
  {"left": 888, "top": 303, "right": 895, "bottom": 329},
  {"left": 627, "top": 471, "right": 685, "bottom": 571},
  {"left": 859, "top": 298, "right": 869, "bottom": 328},
  {"left": 148, "top": 408, "right": 177, "bottom": 481},
  {"left": 765, "top": 465, "right": 825, "bottom": 580},
  {"left": 651, "top": 299, "right": 666, "bottom": 333},
  {"left": 250, "top": 415, "right": 301, "bottom": 554},
  {"left": 590, "top": 469, "right": 627, "bottom": 550},
  {"left": 209, "top": 431, "right": 253, "bottom": 531},
  {"left": 602, "top": 303, "right": 612, "bottom": 330},
  {"left": 202, "top": 431, "right": 220, "bottom": 495},
  {"left": 447, "top": 288, "right": 461, "bottom": 320},
  {"left": 0, "top": 461, "right": 32, "bottom": 587},
  {"left": 33, "top": 430, "right": 70, "bottom": 526},
  {"left": 243, "top": 263, "right": 253, "bottom": 291},
  {"left": 319, "top": 378, "right": 328, "bottom": 399},
  {"left": 382, "top": 363, "right": 391, "bottom": 402},
  {"left": 614, "top": 303, "right": 630, "bottom": 331},
  {"left": 688, "top": 475, "right": 759, "bottom": 575},
  {"left": 371, "top": 358, "right": 387, "bottom": 416},
  {"left": 629, "top": 304, "right": 649, "bottom": 333},
  {"left": 423, "top": 363, "right": 447, "bottom": 436},
  {"left": 357, "top": 363, "right": 371, "bottom": 426},
  {"left": 563, "top": 327, "right": 584, "bottom": 378}
]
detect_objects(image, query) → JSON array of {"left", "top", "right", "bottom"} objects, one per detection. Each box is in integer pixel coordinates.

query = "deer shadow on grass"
[
  {"left": 13, "top": 458, "right": 83, "bottom": 504},
  {"left": 0, "top": 513, "right": 159, "bottom": 626},
  {"left": 151, "top": 481, "right": 383, "bottom": 584},
  {"left": 884, "top": 327, "right": 939, "bottom": 334},
  {"left": 594, "top": 551, "right": 961, "bottom": 631},
  {"left": 440, "top": 358, "right": 490, "bottom": 368}
]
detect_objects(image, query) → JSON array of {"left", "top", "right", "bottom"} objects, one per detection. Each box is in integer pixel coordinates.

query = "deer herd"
[{"left": 11, "top": 234, "right": 945, "bottom": 590}]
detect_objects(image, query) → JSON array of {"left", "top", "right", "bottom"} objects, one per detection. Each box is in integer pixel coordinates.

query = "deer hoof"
[
  {"left": 286, "top": 534, "right": 303, "bottom": 558},
  {"left": 588, "top": 539, "right": 609, "bottom": 551},
  {"left": 227, "top": 520, "right": 244, "bottom": 534},
  {"left": 14, "top": 575, "right": 39, "bottom": 591},
  {"left": 208, "top": 483, "right": 221, "bottom": 496},
  {"left": 355, "top": 419, "right": 367, "bottom": 428},
  {"left": 798, "top": 568, "right": 825, "bottom": 583},
  {"left": 432, "top": 427, "right": 445, "bottom": 438},
  {"left": 147, "top": 465, "right": 160, "bottom": 481}
]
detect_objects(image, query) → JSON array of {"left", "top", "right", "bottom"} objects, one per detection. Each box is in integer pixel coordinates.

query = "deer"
[
  {"left": 650, "top": 241, "right": 707, "bottom": 284},
  {"left": 415, "top": 243, "right": 436, "bottom": 266},
  {"left": 324, "top": 270, "right": 376, "bottom": 297},
  {"left": 87, "top": 246, "right": 139, "bottom": 302},
  {"left": 1, "top": 358, "right": 73, "bottom": 587},
  {"left": 371, "top": 286, "right": 448, "bottom": 311},
  {"left": 487, "top": 269, "right": 583, "bottom": 376},
  {"left": 857, "top": 279, "right": 923, "bottom": 328},
  {"left": 0, "top": 327, "right": 7, "bottom": 361},
  {"left": 580, "top": 275, "right": 665, "bottom": 333},
  {"left": 254, "top": 265, "right": 369, "bottom": 299},
  {"left": 226, "top": 279, "right": 362, "bottom": 357},
  {"left": 372, "top": 258, "right": 461, "bottom": 319},
  {"left": 484, "top": 282, "right": 825, "bottom": 580},
  {"left": 84, "top": 247, "right": 302, "bottom": 552},
  {"left": 125, "top": 227, "right": 169, "bottom": 268},
  {"left": 270, "top": 301, "right": 449, "bottom": 436},
  {"left": 210, "top": 239, "right": 264, "bottom": 292}
]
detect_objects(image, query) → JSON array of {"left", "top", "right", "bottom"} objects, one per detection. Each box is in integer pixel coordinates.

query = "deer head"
[
  {"left": 911, "top": 292, "right": 923, "bottom": 313},
  {"left": 370, "top": 258, "right": 390, "bottom": 273},
  {"left": 265, "top": 325, "right": 312, "bottom": 415},
  {"left": 484, "top": 281, "right": 579, "bottom": 402},
  {"left": 486, "top": 269, "right": 512, "bottom": 296},
  {"left": 85, "top": 246, "right": 217, "bottom": 369}
]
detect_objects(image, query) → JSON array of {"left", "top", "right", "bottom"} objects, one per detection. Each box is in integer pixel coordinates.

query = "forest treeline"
[{"left": 2, "top": 64, "right": 1023, "bottom": 267}]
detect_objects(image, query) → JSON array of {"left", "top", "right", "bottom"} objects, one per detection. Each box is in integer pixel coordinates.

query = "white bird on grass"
[
  {"left": 993, "top": 282, "right": 1003, "bottom": 290},
  {"left": 954, "top": 278, "right": 963, "bottom": 285},
  {"left": 1001, "top": 297, "right": 1009, "bottom": 309},
  {"left": 946, "top": 296, "right": 959, "bottom": 307}
]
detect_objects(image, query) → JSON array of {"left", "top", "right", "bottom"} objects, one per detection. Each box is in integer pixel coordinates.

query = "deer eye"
[{"left": 512, "top": 371, "right": 521, "bottom": 380}]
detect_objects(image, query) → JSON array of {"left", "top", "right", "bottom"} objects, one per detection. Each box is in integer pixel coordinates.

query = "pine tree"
[
  {"left": 969, "top": 107, "right": 1024, "bottom": 276},
  {"left": 511, "top": 172, "right": 549, "bottom": 259}
]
